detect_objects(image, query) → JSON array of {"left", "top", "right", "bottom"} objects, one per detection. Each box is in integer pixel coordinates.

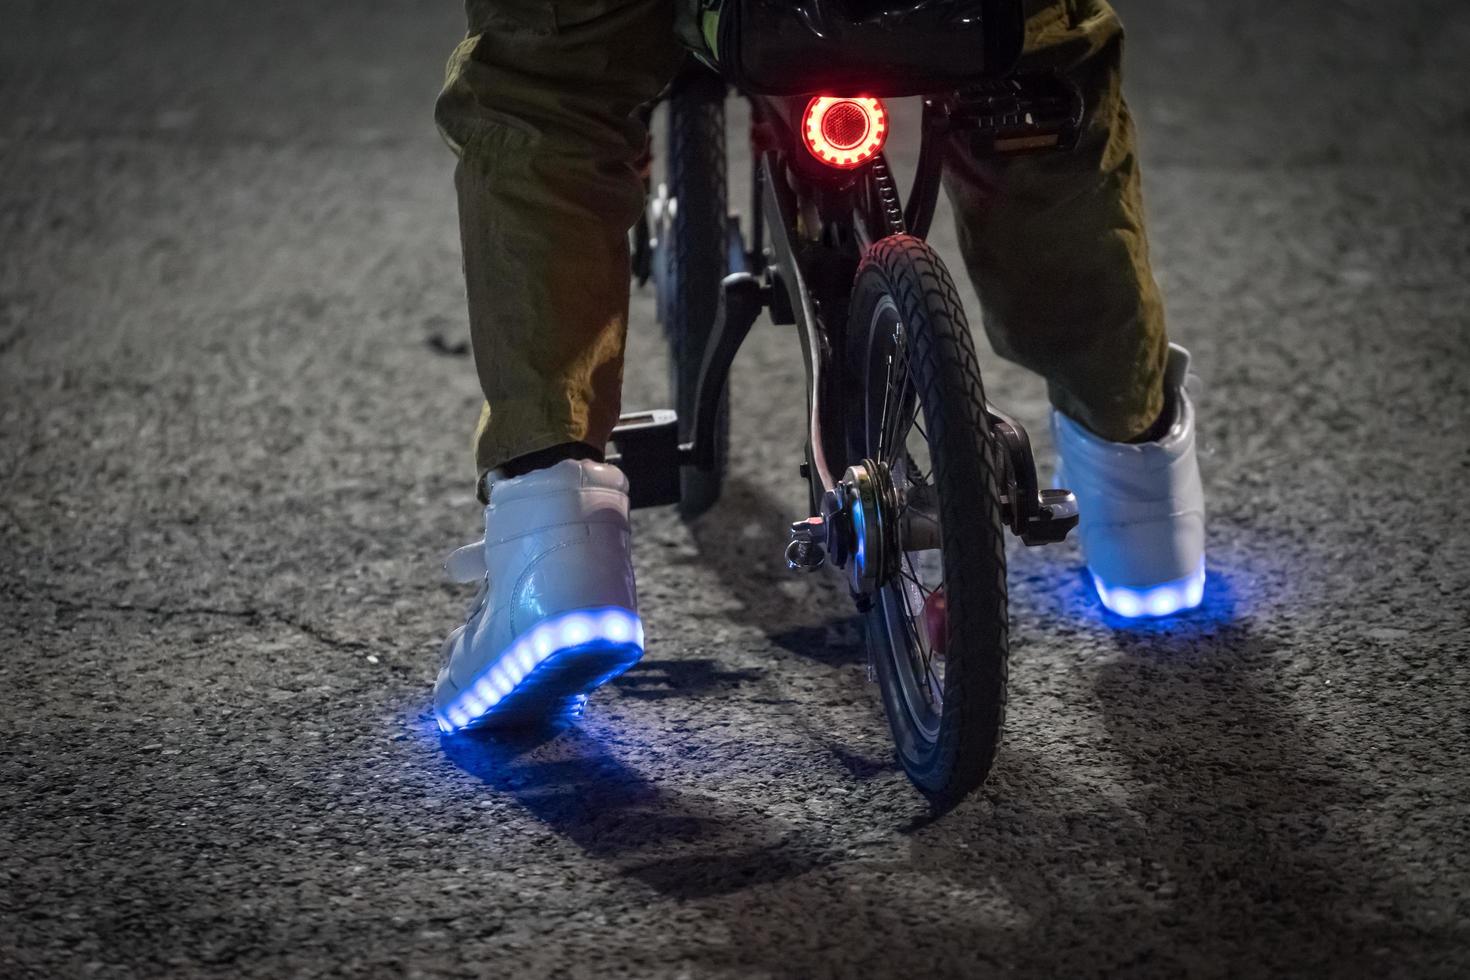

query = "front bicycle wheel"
[
  {"left": 843, "top": 234, "right": 1010, "bottom": 804},
  {"left": 654, "top": 67, "right": 729, "bottom": 518}
]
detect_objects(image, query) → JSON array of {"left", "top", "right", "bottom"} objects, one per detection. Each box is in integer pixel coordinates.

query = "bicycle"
[{"left": 614, "top": 0, "right": 1085, "bottom": 804}]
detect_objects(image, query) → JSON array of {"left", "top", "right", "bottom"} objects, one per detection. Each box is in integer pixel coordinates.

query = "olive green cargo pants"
[{"left": 435, "top": 0, "right": 1168, "bottom": 478}]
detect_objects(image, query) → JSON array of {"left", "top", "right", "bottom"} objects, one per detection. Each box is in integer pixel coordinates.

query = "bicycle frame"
[{"left": 610, "top": 71, "right": 1081, "bottom": 543}]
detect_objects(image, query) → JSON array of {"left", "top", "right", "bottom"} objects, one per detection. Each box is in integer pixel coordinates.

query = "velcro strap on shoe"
[{"left": 444, "top": 540, "right": 488, "bottom": 584}]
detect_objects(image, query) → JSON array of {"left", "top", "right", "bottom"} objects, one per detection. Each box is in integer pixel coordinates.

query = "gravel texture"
[{"left": 2, "top": 1, "right": 1468, "bottom": 977}]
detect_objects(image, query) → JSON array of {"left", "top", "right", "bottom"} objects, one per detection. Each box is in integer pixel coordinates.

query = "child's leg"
[
  {"left": 945, "top": 0, "right": 1168, "bottom": 443},
  {"left": 948, "top": 0, "right": 1206, "bottom": 616},
  {"left": 435, "top": 1, "right": 685, "bottom": 481}
]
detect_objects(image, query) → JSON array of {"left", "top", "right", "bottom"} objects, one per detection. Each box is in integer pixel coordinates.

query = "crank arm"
[{"left": 986, "top": 405, "right": 1079, "bottom": 546}]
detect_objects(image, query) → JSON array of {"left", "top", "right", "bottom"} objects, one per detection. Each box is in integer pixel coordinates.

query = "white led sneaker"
[
  {"left": 1053, "top": 343, "right": 1206, "bottom": 618},
  {"left": 433, "top": 459, "right": 643, "bottom": 733}
]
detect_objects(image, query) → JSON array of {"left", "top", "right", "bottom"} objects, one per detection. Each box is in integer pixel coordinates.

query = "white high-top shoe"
[
  {"left": 433, "top": 459, "right": 643, "bottom": 732},
  {"left": 1053, "top": 343, "right": 1206, "bottom": 618}
]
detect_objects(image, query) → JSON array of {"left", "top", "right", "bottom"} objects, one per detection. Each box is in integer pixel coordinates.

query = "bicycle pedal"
[
  {"left": 607, "top": 409, "right": 683, "bottom": 509},
  {"left": 950, "top": 73, "right": 1083, "bottom": 157},
  {"left": 1020, "top": 488, "right": 1080, "bottom": 546}
]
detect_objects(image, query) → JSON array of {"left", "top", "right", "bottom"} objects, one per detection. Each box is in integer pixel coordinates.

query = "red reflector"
[
  {"left": 802, "top": 96, "right": 888, "bottom": 169},
  {"left": 922, "top": 587, "right": 948, "bottom": 657}
]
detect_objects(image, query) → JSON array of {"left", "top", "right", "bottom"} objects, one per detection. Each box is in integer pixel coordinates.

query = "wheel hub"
[{"left": 784, "top": 459, "right": 905, "bottom": 595}]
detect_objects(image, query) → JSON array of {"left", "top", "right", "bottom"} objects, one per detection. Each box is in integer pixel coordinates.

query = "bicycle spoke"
[
  {"left": 924, "top": 652, "right": 943, "bottom": 701},
  {"left": 889, "top": 389, "right": 944, "bottom": 711},
  {"left": 886, "top": 400, "right": 920, "bottom": 467},
  {"left": 878, "top": 369, "right": 902, "bottom": 461},
  {"left": 878, "top": 328, "right": 915, "bottom": 465},
  {"left": 902, "top": 545, "right": 946, "bottom": 704},
  {"left": 875, "top": 349, "right": 896, "bottom": 463},
  {"left": 899, "top": 560, "right": 933, "bottom": 600},
  {"left": 894, "top": 584, "right": 936, "bottom": 708},
  {"left": 883, "top": 385, "right": 913, "bottom": 466}
]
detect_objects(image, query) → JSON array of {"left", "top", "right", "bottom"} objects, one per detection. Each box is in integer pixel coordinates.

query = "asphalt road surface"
[{"left": 3, "top": 2, "right": 1468, "bottom": 977}]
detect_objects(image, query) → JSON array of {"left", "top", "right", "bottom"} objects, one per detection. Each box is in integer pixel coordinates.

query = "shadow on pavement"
[
  {"left": 1082, "top": 572, "right": 1416, "bottom": 972},
  {"left": 682, "top": 474, "right": 903, "bottom": 782},
  {"left": 441, "top": 725, "right": 828, "bottom": 902},
  {"left": 611, "top": 657, "right": 763, "bottom": 700},
  {"left": 684, "top": 475, "right": 868, "bottom": 668}
]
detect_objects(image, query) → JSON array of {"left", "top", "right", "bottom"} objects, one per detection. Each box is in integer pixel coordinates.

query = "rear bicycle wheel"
[
  {"left": 654, "top": 67, "right": 729, "bottom": 518},
  {"left": 843, "top": 234, "right": 1010, "bottom": 804}
]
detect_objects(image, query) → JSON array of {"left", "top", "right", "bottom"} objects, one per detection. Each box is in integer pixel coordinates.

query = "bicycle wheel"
[
  {"left": 655, "top": 67, "right": 729, "bottom": 518},
  {"left": 843, "top": 234, "right": 1010, "bottom": 803}
]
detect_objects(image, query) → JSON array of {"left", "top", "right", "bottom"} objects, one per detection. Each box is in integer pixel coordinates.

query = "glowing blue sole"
[
  {"left": 1091, "top": 560, "right": 1207, "bottom": 619},
  {"left": 437, "top": 607, "right": 644, "bottom": 734}
]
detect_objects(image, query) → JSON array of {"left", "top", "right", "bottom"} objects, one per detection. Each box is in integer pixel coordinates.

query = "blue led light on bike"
[
  {"left": 852, "top": 500, "right": 868, "bottom": 570},
  {"left": 436, "top": 607, "right": 644, "bottom": 733},
  {"left": 1091, "top": 561, "right": 1206, "bottom": 619}
]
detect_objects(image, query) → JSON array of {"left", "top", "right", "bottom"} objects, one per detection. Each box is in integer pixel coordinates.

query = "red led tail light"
[{"left": 801, "top": 96, "right": 888, "bottom": 169}]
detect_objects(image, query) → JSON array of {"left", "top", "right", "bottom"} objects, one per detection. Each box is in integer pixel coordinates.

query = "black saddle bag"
[{"left": 703, "top": 0, "right": 1026, "bottom": 97}]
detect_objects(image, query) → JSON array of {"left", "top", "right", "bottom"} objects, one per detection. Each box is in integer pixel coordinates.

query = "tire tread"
[{"left": 850, "top": 234, "right": 1010, "bottom": 805}]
